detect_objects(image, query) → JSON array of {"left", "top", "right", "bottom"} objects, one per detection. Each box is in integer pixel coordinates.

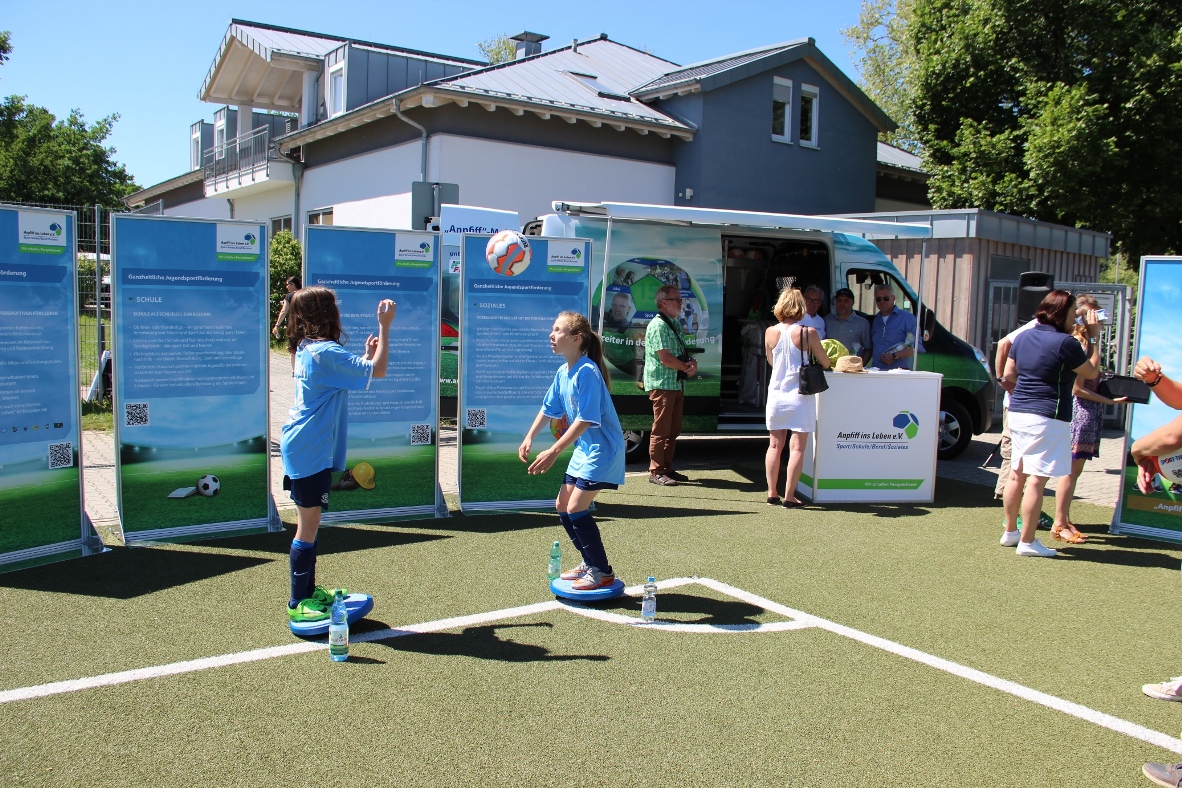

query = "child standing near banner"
[
  {"left": 281, "top": 287, "right": 395, "bottom": 622},
  {"left": 518, "top": 312, "right": 626, "bottom": 591}
]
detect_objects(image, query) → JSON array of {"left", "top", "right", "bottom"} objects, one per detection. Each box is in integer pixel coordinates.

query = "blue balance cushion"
[
  {"left": 549, "top": 577, "right": 626, "bottom": 601},
  {"left": 289, "top": 593, "right": 374, "bottom": 638}
]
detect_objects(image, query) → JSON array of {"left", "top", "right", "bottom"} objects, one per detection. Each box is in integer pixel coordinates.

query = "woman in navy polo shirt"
[{"left": 998, "top": 290, "right": 1101, "bottom": 557}]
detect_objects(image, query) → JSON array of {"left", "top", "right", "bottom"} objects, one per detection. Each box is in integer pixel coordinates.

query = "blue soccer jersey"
[
  {"left": 541, "top": 356, "right": 626, "bottom": 485},
  {"left": 281, "top": 340, "right": 374, "bottom": 478}
]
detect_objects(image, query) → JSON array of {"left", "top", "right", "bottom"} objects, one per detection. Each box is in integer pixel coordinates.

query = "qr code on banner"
[
  {"left": 48, "top": 442, "right": 73, "bottom": 470},
  {"left": 465, "top": 409, "right": 487, "bottom": 429},
  {"left": 125, "top": 402, "right": 149, "bottom": 427},
  {"left": 410, "top": 423, "right": 432, "bottom": 445}
]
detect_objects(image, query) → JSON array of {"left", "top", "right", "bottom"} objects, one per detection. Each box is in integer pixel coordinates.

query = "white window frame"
[
  {"left": 771, "top": 77, "right": 793, "bottom": 144},
  {"left": 328, "top": 65, "right": 345, "bottom": 118},
  {"left": 270, "top": 215, "right": 293, "bottom": 237},
  {"left": 800, "top": 83, "right": 820, "bottom": 148},
  {"left": 214, "top": 122, "right": 226, "bottom": 160},
  {"left": 307, "top": 208, "right": 334, "bottom": 227},
  {"left": 190, "top": 130, "right": 202, "bottom": 171}
]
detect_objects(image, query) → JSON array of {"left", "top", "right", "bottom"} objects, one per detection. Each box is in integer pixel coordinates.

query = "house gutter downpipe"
[{"left": 393, "top": 98, "right": 428, "bottom": 182}]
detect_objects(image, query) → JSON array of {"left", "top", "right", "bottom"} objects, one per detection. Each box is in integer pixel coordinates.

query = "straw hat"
[{"left": 835, "top": 355, "right": 866, "bottom": 373}]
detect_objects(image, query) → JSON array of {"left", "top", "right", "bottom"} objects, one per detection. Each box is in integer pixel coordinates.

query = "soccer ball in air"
[
  {"left": 197, "top": 474, "right": 221, "bottom": 497},
  {"left": 1158, "top": 453, "right": 1182, "bottom": 485},
  {"left": 486, "top": 230, "right": 531, "bottom": 276}
]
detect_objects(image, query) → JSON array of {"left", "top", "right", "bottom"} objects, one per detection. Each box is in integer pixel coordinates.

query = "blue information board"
[
  {"left": 458, "top": 234, "right": 592, "bottom": 510},
  {"left": 0, "top": 205, "right": 89, "bottom": 568},
  {"left": 304, "top": 225, "right": 443, "bottom": 521},
  {"left": 111, "top": 215, "right": 271, "bottom": 541}
]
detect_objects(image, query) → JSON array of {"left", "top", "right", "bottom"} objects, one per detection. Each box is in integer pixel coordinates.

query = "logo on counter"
[{"left": 893, "top": 411, "right": 920, "bottom": 440}]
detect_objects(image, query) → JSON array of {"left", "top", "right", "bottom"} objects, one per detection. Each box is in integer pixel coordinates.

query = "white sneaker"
[
  {"left": 1143, "top": 677, "right": 1182, "bottom": 701},
  {"left": 1016, "top": 538, "right": 1057, "bottom": 557},
  {"left": 999, "top": 529, "right": 1021, "bottom": 547}
]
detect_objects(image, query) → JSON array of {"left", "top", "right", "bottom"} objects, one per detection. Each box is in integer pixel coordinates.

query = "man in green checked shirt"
[{"left": 644, "top": 284, "right": 697, "bottom": 486}]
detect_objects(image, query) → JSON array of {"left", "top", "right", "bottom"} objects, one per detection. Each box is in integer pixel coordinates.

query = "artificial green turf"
[
  {"left": 330, "top": 447, "right": 436, "bottom": 512},
  {"left": 119, "top": 453, "right": 268, "bottom": 533},
  {"left": 3, "top": 469, "right": 1182, "bottom": 786},
  {"left": 0, "top": 468, "right": 83, "bottom": 553}
]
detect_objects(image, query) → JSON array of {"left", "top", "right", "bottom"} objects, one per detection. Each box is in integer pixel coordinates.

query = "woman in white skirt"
[
  {"left": 764, "top": 288, "right": 831, "bottom": 507},
  {"left": 999, "top": 290, "right": 1100, "bottom": 556}
]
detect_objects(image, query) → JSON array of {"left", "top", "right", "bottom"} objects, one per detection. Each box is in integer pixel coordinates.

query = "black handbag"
[{"left": 797, "top": 325, "right": 829, "bottom": 395}]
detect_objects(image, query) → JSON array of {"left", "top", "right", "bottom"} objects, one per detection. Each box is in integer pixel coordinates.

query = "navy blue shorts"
[
  {"left": 563, "top": 473, "right": 619, "bottom": 491},
  {"left": 283, "top": 468, "right": 332, "bottom": 510}
]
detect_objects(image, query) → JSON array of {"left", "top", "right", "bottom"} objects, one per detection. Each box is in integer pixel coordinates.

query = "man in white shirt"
[
  {"left": 992, "top": 318, "right": 1038, "bottom": 498},
  {"left": 799, "top": 285, "right": 826, "bottom": 339}
]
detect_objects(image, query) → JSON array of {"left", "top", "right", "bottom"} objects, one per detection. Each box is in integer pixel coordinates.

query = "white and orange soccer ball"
[{"left": 486, "top": 230, "right": 531, "bottom": 276}]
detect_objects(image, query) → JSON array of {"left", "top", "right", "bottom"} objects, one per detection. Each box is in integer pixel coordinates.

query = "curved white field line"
[{"left": 2, "top": 577, "right": 1180, "bottom": 756}]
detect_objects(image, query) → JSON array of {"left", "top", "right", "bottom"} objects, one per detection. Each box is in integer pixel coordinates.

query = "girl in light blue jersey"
[
  {"left": 281, "top": 286, "right": 395, "bottom": 622},
  {"left": 519, "top": 312, "right": 626, "bottom": 591}
]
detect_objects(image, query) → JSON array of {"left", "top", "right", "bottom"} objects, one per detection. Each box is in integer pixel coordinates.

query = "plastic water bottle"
[
  {"left": 328, "top": 589, "right": 348, "bottom": 662},
  {"left": 641, "top": 577, "right": 657, "bottom": 623},
  {"left": 548, "top": 540, "right": 562, "bottom": 581}
]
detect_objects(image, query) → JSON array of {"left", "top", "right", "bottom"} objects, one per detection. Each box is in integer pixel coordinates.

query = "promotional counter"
[{"left": 797, "top": 370, "right": 942, "bottom": 504}]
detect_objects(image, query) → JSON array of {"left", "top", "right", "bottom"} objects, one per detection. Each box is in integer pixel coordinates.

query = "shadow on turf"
[
  {"left": 0, "top": 545, "right": 272, "bottom": 599},
  {"left": 596, "top": 591, "right": 769, "bottom": 625},
  {"left": 366, "top": 622, "right": 610, "bottom": 662}
]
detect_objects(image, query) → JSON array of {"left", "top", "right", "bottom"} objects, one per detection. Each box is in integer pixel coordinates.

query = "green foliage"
[
  {"left": 0, "top": 96, "right": 138, "bottom": 207},
  {"left": 841, "top": 0, "right": 921, "bottom": 152},
  {"left": 0, "top": 31, "right": 10, "bottom": 68},
  {"left": 269, "top": 229, "right": 302, "bottom": 332},
  {"left": 904, "top": 0, "right": 1182, "bottom": 259},
  {"left": 477, "top": 33, "right": 516, "bottom": 65}
]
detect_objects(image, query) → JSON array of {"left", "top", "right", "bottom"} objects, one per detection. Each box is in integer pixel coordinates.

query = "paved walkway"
[{"left": 82, "top": 358, "right": 1127, "bottom": 540}]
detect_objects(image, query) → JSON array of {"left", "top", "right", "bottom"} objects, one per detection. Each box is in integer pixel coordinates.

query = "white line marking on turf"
[
  {"left": 694, "top": 578, "right": 1182, "bottom": 755},
  {"left": 5, "top": 577, "right": 1182, "bottom": 756}
]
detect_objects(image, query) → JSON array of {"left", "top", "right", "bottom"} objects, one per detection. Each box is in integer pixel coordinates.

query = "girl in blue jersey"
[
  {"left": 519, "top": 311, "right": 626, "bottom": 591},
  {"left": 281, "top": 286, "right": 395, "bottom": 622}
]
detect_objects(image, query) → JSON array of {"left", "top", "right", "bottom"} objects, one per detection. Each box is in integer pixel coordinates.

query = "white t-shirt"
[
  {"left": 799, "top": 312, "right": 826, "bottom": 339},
  {"left": 1002, "top": 319, "right": 1038, "bottom": 409}
]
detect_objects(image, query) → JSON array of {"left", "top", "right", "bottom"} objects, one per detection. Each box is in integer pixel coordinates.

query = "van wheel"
[
  {"left": 624, "top": 430, "right": 648, "bottom": 457},
  {"left": 937, "top": 400, "right": 973, "bottom": 460}
]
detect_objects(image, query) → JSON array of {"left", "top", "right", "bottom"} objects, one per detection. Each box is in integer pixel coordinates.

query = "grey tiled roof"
[
  {"left": 426, "top": 38, "right": 691, "bottom": 130},
  {"left": 632, "top": 40, "right": 809, "bottom": 95}
]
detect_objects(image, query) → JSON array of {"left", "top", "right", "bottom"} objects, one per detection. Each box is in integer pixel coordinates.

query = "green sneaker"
[
  {"left": 309, "top": 585, "right": 348, "bottom": 607},
  {"left": 288, "top": 597, "right": 330, "bottom": 623}
]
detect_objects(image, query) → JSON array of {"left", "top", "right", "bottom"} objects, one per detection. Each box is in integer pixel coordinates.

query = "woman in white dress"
[{"left": 764, "top": 288, "right": 831, "bottom": 507}]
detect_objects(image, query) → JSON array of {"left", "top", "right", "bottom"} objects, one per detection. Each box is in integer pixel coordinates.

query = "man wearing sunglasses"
[
  {"left": 643, "top": 284, "right": 697, "bottom": 486},
  {"left": 870, "top": 284, "right": 923, "bottom": 370}
]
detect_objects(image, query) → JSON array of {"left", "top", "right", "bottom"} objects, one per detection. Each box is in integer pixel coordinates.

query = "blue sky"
[{"left": 1, "top": 0, "right": 868, "bottom": 189}]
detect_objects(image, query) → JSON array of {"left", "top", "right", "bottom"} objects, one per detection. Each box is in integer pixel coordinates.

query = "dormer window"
[{"left": 329, "top": 64, "right": 345, "bottom": 118}]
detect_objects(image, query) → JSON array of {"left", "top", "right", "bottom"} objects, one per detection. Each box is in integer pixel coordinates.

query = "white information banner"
[{"left": 800, "top": 371, "right": 942, "bottom": 503}]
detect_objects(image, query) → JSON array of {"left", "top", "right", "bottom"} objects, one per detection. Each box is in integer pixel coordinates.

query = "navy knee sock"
[
  {"left": 568, "top": 510, "right": 611, "bottom": 575},
  {"left": 289, "top": 538, "right": 317, "bottom": 607},
  {"left": 558, "top": 512, "right": 586, "bottom": 561}
]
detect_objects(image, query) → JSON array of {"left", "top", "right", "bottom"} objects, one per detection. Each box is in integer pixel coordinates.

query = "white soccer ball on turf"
[
  {"left": 197, "top": 474, "right": 221, "bottom": 496},
  {"left": 485, "top": 230, "right": 531, "bottom": 276},
  {"left": 1159, "top": 453, "right": 1182, "bottom": 486}
]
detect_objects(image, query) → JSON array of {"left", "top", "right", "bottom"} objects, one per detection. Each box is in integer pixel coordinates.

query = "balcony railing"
[{"left": 203, "top": 126, "right": 280, "bottom": 186}]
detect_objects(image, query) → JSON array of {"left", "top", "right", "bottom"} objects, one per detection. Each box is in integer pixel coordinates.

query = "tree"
[
  {"left": 904, "top": 0, "right": 1182, "bottom": 259},
  {"left": 0, "top": 37, "right": 137, "bottom": 207},
  {"left": 269, "top": 229, "right": 302, "bottom": 333},
  {"left": 0, "top": 97, "right": 139, "bottom": 208},
  {"left": 841, "top": 0, "right": 921, "bottom": 152},
  {"left": 477, "top": 34, "right": 516, "bottom": 65}
]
